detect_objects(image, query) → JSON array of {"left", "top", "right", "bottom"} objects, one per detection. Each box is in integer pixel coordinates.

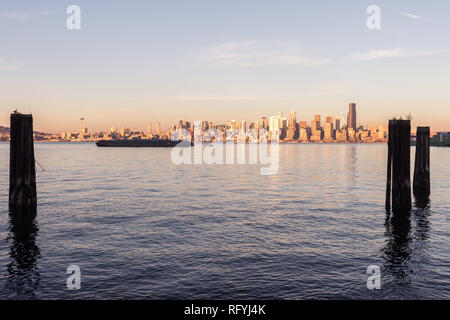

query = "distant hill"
[
  {"left": 0, "top": 126, "right": 47, "bottom": 135},
  {"left": 0, "top": 126, "right": 10, "bottom": 134}
]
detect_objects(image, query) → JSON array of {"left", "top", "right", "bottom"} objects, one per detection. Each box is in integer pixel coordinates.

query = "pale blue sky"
[{"left": 1, "top": 0, "right": 449, "bottom": 132}]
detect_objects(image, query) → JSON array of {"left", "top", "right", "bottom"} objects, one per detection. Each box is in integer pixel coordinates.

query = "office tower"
[
  {"left": 169, "top": 125, "right": 176, "bottom": 137},
  {"left": 348, "top": 128, "right": 356, "bottom": 141},
  {"left": 310, "top": 128, "right": 322, "bottom": 142},
  {"left": 269, "top": 115, "right": 281, "bottom": 132},
  {"left": 231, "top": 120, "right": 237, "bottom": 131},
  {"left": 281, "top": 117, "right": 287, "bottom": 139},
  {"left": 299, "top": 127, "right": 308, "bottom": 140},
  {"left": 325, "top": 116, "right": 334, "bottom": 140},
  {"left": 156, "top": 122, "right": 161, "bottom": 135},
  {"left": 347, "top": 103, "right": 357, "bottom": 131},
  {"left": 80, "top": 118, "right": 85, "bottom": 136},
  {"left": 315, "top": 115, "right": 321, "bottom": 128},
  {"left": 310, "top": 115, "right": 320, "bottom": 137},
  {"left": 286, "top": 110, "right": 298, "bottom": 140},
  {"left": 288, "top": 111, "right": 296, "bottom": 129},
  {"left": 324, "top": 121, "right": 334, "bottom": 140},
  {"left": 281, "top": 117, "right": 287, "bottom": 128},
  {"left": 335, "top": 118, "right": 341, "bottom": 131},
  {"left": 311, "top": 119, "right": 317, "bottom": 136},
  {"left": 299, "top": 121, "right": 307, "bottom": 129},
  {"left": 251, "top": 121, "right": 260, "bottom": 139},
  {"left": 260, "top": 117, "right": 268, "bottom": 129},
  {"left": 147, "top": 123, "right": 152, "bottom": 136},
  {"left": 178, "top": 120, "right": 191, "bottom": 130},
  {"left": 311, "top": 118, "right": 318, "bottom": 135},
  {"left": 241, "top": 120, "right": 247, "bottom": 132},
  {"left": 201, "top": 121, "right": 209, "bottom": 132},
  {"left": 336, "top": 129, "right": 347, "bottom": 142}
]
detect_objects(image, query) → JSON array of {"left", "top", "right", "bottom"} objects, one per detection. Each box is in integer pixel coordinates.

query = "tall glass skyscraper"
[{"left": 347, "top": 103, "right": 357, "bottom": 130}]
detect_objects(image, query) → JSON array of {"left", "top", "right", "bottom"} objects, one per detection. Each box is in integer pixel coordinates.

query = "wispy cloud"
[
  {"left": 401, "top": 12, "right": 425, "bottom": 20},
  {"left": 0, "top": 57, "right": 23, "bottom": 70},
  {"left": 0, "top": 11, "right": 54, "bottom": 20},
  {"left": 136, "top": 94, "right": 282, "bottom": 102},
  {"left": 203, "top": 41, "right": 330, "bottom": 67},
  {"left": 173, "top": 95, "right": 278, "bottom": 101},
  {"left": 344, "top": 47, "right": 448, "bottom": 63}
]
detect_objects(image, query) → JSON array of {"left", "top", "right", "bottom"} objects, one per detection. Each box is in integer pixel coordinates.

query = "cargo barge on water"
[{"left": 96, "top": 139, "right": 193, "bottom": 147}]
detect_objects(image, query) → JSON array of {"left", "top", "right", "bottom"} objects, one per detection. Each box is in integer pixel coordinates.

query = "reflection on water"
[
  {"left": 0, "top": 143, "right": 448, "bottom": 299},
  {"left": 414, "top": 195, "right": 431, "bottom": 210},
  {"left": 344, "top": 144, "right": 357, "bottom": 183},
  {"left": 6, "top": 209, "right": 41, "bottom": 299},
  {"left": 382, "top": 202, "right": 432, "bottom": 297},
  {"left": 383, "top": 212, "right": 413, "bottom": 285},
  {"left": 412, "top": 201, "right": 431, "bottom": 242}
]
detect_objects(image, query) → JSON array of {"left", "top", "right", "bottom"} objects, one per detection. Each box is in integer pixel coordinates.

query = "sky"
[{"left": 0, "top": 0, "right": 449, "bottom": 133}]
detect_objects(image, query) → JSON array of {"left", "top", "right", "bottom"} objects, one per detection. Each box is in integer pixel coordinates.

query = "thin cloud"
[
  {"left": 0, "top": 11, "right": 54, "bottom": 20},
  {"left": 137, "top": 94, "right": 281, "bottom": 102},
  {"left": 344, "top": 47, "right": 448, "bottom": 63},
  {"left": 401, "top": 12, "right": 425, "bottom": 20},
  {"left": 174, "top": 95, "right": 280, "bottom": 101},
  {"left": 0, "top": 57, "right": 23, "bottom": 70},
  {"left": 204, "top": 41, "right": 330, "bottom": 67}
]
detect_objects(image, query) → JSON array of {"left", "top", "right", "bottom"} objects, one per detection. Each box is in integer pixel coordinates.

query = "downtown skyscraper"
[{"left": 347, "top": 103, "right": 357, "bottom": 131}]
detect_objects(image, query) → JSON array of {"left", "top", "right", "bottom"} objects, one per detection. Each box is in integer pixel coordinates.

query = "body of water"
[{"left": 0, "top": 143, "right": 449, "bottom": 299}]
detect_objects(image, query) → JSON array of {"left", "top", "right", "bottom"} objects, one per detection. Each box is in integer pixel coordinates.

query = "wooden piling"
[
  {"left": 413, "top": 126, "right": 430, "bottom": 206},
  {"left": 9, "top": 112, "right": 37, "bottom": 211},
  {"left": 385, "top": 123, "right": 393, "bottom": 212},
  {"left": 386, "top": 120, "right": 412, "bottom": 214}
]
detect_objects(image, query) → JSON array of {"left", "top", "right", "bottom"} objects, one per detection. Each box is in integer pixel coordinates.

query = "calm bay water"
[{"left": 0, "top": 142, "right": 449, "bottom": 299}]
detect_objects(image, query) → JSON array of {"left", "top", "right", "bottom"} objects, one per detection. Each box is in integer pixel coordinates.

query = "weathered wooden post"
[
  {"left": 385, "top": 122, "right": 393, "bottom": 212},
  {"left": 386, "top": 119, "right": 412, "bottom": 214},
  {"left": 413, "top": 126, "right": 430, "bottom": 206},
  {"left": 9, "top": 112, "right": 37, "bottom": 212}
]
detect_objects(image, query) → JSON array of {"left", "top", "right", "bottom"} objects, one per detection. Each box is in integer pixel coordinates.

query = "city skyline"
[
  {"left": 0, "top": 103, "right": 438, "bottom": 135},
  {"left": 1, "top": 103, "right": 420, "bottom": 144},
  {"left": 1, "top": 1, "right": 450, "bottom": 132}
]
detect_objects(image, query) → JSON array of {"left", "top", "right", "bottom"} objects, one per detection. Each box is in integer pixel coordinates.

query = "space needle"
[{"left": 80, "top": 117, "right": 85, "bottom": 140}]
